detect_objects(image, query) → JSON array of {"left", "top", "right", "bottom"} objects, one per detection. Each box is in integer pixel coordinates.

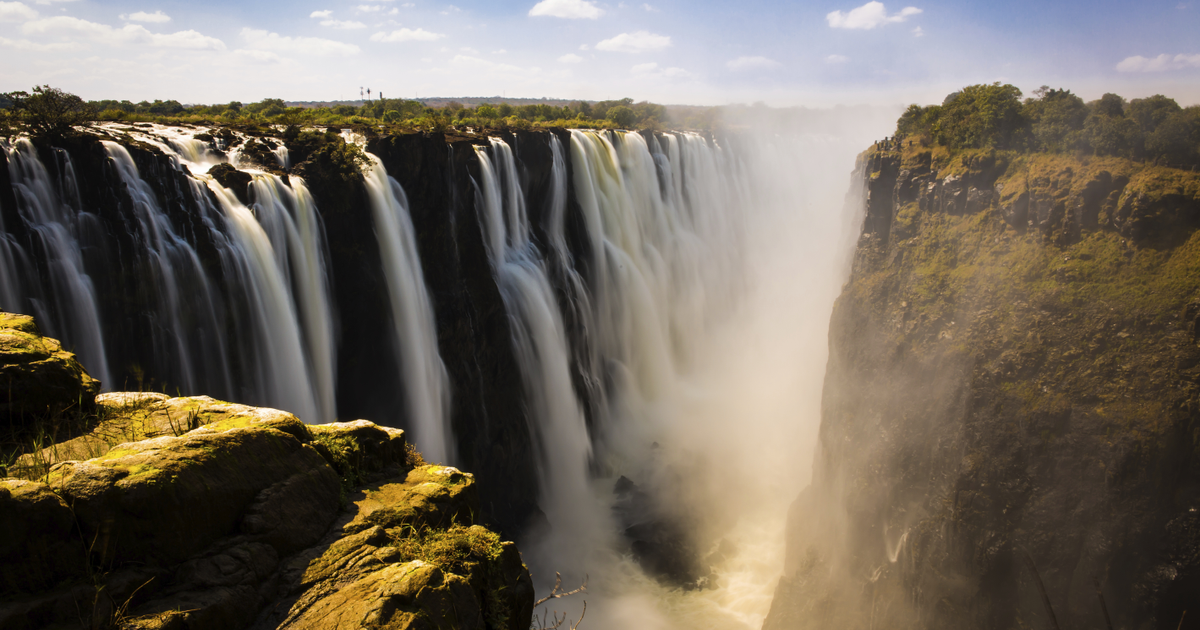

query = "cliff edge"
[{"left": 766, "top": 141, "right": 1200, "bottom": 630}]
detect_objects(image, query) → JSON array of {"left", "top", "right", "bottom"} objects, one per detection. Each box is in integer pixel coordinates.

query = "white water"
[
  {"left": 361, "top": 153, "right": 453, "bottom": 463},
  {"left": 3, "top": 138, "right": 111, "bottom": 386},
  {"left": 480, "top": 124, "right": 885, "bottom": 630},
  {"left": 475, "top": 138, "right": 612, "bottom": 574}
]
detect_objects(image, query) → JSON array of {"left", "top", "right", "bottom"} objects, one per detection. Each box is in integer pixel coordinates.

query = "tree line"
[
  {"left": 0, "top": 86, "right": 681, "bottom": 137},
  {"left": 895, "top": 83, "right": 1200, "bottom": 167}
]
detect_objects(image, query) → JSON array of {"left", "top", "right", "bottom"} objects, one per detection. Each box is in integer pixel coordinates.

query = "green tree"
[
  {"left": 1025, "top": 88, "right": 1087, "bottom": 152},
  {"left": 476, "top": 104, "right": 498, "bottom": 119},
  {"left": 5, "top": 85, "right": 95, "bottom": 137},
  {"left": 932, "top": 82, "right": 1026, "bottom": 149},
  {"left": 606, "top": 105, "right": 636, "bottom": 128},
  {"left": 895, "top": 103, "right": 942, "bottom": 139},
  {"left": 1128, "top": 95, "right": 1182, "bottom": 135},
  {"left": 1145, "top": 107, "right": 1200, "bottom": 166}
]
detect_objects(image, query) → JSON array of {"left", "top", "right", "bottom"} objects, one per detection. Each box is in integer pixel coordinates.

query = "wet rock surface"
[{"left": 767, "top": 145, "right": 1200, "bottom": 630}]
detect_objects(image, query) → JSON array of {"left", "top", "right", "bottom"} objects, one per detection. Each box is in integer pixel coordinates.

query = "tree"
[
  {"left": 5, "top": 85, "right": 95, "bottom": 137},
  {"left": 476, "top": 104, "right": 498, "bottom": 119},
  {"left": 932, "top": 83, "right": 1026, "bottom": 149},
  {"left": 1025, "top": 88, "right": 1087, "bottom": 152},
  {"left": 1128, "top": 95, "right": 1181, "bottom": 135},
  {"left": 606, "top": 105, "right": 636, "bottom": 128}
]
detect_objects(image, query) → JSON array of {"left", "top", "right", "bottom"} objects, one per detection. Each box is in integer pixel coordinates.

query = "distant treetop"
[{"left": 893, "top": 83, "right": 1200, "bottom": 167}]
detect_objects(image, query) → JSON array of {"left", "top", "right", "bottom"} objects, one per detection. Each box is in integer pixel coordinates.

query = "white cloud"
[
  {"left": 440, "top": 4, "right": 460, "bottom": 14},
  {"left": 402, "top": 2, "right": 415, "bottom": 6},
  {"left": 0, "top": 1, "right": 38, "bottom": 21},
  {"left": 912, "top": 25, "right": 923, "bottom": 37},
  {"left": 825, "top": 53, "right": 849, "bottom": 63},
  {"left": 321, "top": 19, "right": 366, "bottom": 28},
  {"left": 33, "top": 0, "right": 78, "bottom": 4},
  {"left": 1116, "top": 53, "right": 1200, "bottom": 72},
  {"left": 827, "top": 2, "right": 921, "bottom": 29},
  {"left": 595, "top": 30, "right": 670, "bottom": 53},
  {"left": 632, "top": 61, "right": 690, "bottom": 78},
  {"left": 558, "top": 53, "right": 582, "bottom": 63},
  {"left": 579, "top": 43, "right": 588, "bottom": 50},
  {"left": 529, "top": 0, "right": 603, "bottom": 19},
  {"left": 310, "top": 10, "right": 332, "bottom": 18},
  {"left": 232, "top": 48, "right": 285, "bottom": 63},
  {"left": 0, "top": 34, "right": 77, "bottom": 50},
  {"left": 120, "top": 10, "right": 170, "bottom": 23},
  {"left": 240, "top": 27, "right": 358, "bottom": 55},
  {"left": 370, "top": 27, "right": 444, "bottom": 42},
  {"left": 358, "top": 4, "right": 385, "bottom": 11},
  {"left": 725, "top": 55, "right": 780, "bottom": 70},
  {"left": 492, "top": 48, "right": 506, "bottom": 53},
  {"left": 642, "top": 3, "right": 658, "bottom": 11},
  {"left": 460, "top": 46, "right": 478, "bottom": 53},
  {"left": 23, "top": 16, "right": 225, "bottom": 49}
]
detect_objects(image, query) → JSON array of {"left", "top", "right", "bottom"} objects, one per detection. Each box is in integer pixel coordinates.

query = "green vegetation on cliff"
[
  {"left": 770, "top": 87, "right": 1200, "bottom": 630},
  {"left": 894, "top": 82, "right": 1200, "bottom": 168}
]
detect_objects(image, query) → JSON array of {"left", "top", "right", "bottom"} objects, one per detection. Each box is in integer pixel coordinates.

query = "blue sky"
[{"left": 1, "top": 0, "right": 1198, "bottom": 107}]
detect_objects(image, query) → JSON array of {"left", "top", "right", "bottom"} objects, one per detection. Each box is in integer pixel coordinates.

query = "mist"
[{"left": 510, "top": 104, "right": 899, "bottom": 630}]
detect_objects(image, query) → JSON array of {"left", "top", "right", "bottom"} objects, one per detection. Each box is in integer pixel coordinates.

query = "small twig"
[
  {"left": 1177, "top": 610, "right": 1188, "bottom": 630},
  {"left": 571, "top": 601, "right": 586, "bottom": 630}
]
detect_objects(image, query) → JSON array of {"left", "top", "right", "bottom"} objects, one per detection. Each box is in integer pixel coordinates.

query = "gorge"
[
  {"left": 4, "top": 91, "right": 1200, "bottom": 630},
  {"left": 1, "top": 109, "right": 889, "bottom": 629}
]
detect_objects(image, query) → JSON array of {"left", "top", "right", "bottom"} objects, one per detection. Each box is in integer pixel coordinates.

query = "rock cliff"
[
  {"left": 766, "top": 143, "right": 1200, "bottom": 629},
  {"left": 0, "top": 313, "right": 534, "bottom": 630}
]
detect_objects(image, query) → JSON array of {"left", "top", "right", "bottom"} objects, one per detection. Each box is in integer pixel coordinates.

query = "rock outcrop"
[
  {"left": 0, "top": 388, "right": 533, "bottom": 630},
  {"left": 0, "top": 312, "right": 99, "bottom": 444},
  {"left": 765, "top": 145, "right": 1200, "bottom": 630}
]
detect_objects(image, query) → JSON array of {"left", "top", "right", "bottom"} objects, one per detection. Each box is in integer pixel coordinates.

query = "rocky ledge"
[{"left": 0, "top": 313, "right": 534, "bottom": 630}]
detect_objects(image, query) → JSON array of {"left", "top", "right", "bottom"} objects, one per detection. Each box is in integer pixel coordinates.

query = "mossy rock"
[
  {"left": 0, "top": 311, "right": 100, "bottom": 439},
  {"left": 347, "top": 465, "right": 480, "bottom": 534},
  {"left": 49, "top": 422, "right": 338, "bottom": 567}
]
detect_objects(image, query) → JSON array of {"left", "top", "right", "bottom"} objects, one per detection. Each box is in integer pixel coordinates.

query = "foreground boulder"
[
  {"left": 0, "top": 396, "right": 534, "bottom": 630},
  {"left": 0, "top": 312, "right": 99, "bottom": 438}
]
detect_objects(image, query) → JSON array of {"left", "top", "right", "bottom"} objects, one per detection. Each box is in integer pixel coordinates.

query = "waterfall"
[
  {"left": 103, "top": 142, "right": 231, "bottom": 395},
  {"left": 474, "top": 138, "right": 609, "bottom": 572},
  {"left": 204, "top": 181, "right": 322, "bottom": 423},
  {"left": 2, "top": 128, "right": 339, "bottom": 424},
  {"left": 3, "top": 138, "right": 111, "bottom": 386},
  {"left": 361, "top": 153, "right": 453, "bottom": 463}
]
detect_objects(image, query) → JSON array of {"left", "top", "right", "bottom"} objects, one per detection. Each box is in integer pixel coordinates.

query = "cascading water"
[
  {"left": 3, "top": 138, "right": 111, "bottom": 386},
  {"left": 478, "top": 124, "right": 884, "bottom": 629},
  {"left": 474, "top": 138, "right": 611, "bottom": 573},
  {"left": 360, "top": 153, "right": 453, "bottom": 463}
]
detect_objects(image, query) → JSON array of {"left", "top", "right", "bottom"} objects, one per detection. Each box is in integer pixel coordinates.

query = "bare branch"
[{"left": 534, "top": 572, "right": 588, "bottom": 608}]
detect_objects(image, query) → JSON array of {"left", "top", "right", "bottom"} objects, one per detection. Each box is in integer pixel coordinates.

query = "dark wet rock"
[{"left": 209, "top": 163, "right": 252, "bottom": 204}]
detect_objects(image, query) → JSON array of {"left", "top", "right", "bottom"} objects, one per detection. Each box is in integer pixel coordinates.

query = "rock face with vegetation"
[
  {"left": 0, "top": 316, "right": 534, "bottom": 630},
  {"left": 1, "top": 312, "right": 99, "bottom": 439},
  {"left": 766, "top": 90, "right": 1200, "bottom": 630}
]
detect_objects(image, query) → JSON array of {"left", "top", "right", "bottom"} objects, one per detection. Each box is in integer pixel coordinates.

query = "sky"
[{"left": 1, "top": 0, "right": 1198, "bottom": 107}]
